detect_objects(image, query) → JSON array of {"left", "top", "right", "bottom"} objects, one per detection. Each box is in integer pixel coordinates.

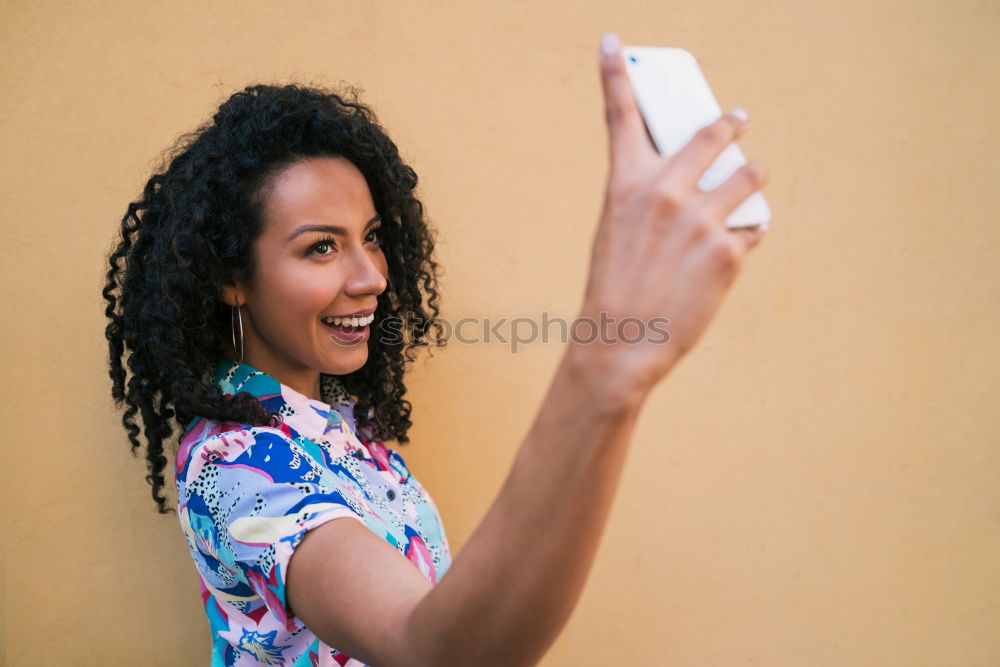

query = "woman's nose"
[{"left": 344, "top": 246, "right": 388, "bottom": 295}]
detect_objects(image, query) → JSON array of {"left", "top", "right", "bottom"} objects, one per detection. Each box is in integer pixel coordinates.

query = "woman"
[{"left": 104, "top": 34, "right": 768, "bottom": 666}]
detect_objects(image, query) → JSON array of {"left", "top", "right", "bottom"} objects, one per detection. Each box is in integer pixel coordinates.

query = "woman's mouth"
[{"left": 321, "top": 313, "right": 374, "bottom": 344}]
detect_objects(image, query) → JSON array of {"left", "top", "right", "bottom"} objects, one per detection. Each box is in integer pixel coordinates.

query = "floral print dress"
[{"left": 175, "top": 360, "right": 452, "bottom": 665}]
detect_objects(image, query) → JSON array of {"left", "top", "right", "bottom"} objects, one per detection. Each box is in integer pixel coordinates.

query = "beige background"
[{"left": 2, "top": 0, "right": 998, "bottom": 664}]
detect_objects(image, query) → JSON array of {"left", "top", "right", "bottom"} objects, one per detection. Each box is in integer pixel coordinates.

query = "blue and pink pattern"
[{"left": 175, "top": 359, "right": 452, "bottom": 665}]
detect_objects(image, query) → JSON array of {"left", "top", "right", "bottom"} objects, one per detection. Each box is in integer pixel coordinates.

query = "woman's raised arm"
[{"left": 410, "top": 31, "right": 768, "bottom": 666}]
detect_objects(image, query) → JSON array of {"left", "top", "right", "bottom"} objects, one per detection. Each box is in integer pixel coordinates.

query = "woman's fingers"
[
  {"left": 663, "top": 110, "right": 750, "bottom": 193},
  {"left": 598, "top": 33, "right": 657, "bottom": 175},
  {"left": 698, "top": 159, "right": 769, "bottom": 227},
  {"left": 693, "top": 158, "right": 770, "bottom": 255},
  {"left": 729, "top": 222, "right": 769, "bottom": 255}
]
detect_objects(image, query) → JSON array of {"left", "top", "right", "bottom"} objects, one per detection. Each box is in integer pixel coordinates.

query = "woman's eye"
[
  {"left": 308, "top": 239, "right": 337, "bottom": 256},
  {"left": 307, "top": 228, "right": 378, "bottom": 257}
]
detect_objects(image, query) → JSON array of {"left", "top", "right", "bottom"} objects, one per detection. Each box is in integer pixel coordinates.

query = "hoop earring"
[{"left": 231, "top": 304, "right": 245, "bottom": 364}]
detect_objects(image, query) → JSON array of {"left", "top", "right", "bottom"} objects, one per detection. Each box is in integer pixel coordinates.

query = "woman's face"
[{"left": 224, "top": 156, "right": 388, "bottom": 399}]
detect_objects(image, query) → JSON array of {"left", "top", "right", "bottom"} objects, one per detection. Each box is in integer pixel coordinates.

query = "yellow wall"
[{"left": 3, "top": 0, "right": 998, "bottom": 663}]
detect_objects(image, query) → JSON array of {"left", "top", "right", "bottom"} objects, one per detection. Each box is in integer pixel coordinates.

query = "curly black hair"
[{"left": 103, "top": 82, "right": 446, "bottom": 515}]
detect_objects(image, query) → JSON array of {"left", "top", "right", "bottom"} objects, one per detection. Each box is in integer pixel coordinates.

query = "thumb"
[{"left": 599, "top": 33, "right": 653, "bottom": 171}]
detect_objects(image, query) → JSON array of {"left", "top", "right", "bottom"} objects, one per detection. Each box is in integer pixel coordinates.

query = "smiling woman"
[
  {"left": 104, "top": 34, "right": 770, "bottom": 667},
  {"left": 103, "top": 83, "right": 450, "bottom": 665},
  {"left": 221, "top": 157, "right": 390, "bottom": 390}
]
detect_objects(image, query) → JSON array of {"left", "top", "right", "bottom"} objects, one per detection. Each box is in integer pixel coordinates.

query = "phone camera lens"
[{"left": 628, "top": 56, "right": 638, "bottom": 63}]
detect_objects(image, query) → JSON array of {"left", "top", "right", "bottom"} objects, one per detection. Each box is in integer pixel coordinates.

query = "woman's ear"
[{"left": 220, "top": 283, "right": 246, "bottom": 308}]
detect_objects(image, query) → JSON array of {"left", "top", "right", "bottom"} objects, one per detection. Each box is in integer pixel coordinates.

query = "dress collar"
[{"left": 212, "top": 359, "right": 362, "bottom": 445}]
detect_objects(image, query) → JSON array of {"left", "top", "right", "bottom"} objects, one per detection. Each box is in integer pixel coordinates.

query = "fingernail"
[
  {"left": 729, "top": 107, "right": 750, "bottom": 124},
  {"left": 601, "top": 33, "right": 620, "bottom": 60}
]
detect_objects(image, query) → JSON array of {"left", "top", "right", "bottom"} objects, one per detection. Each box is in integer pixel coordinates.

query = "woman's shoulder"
[{"left": 175, "top": 416, "right": 296, "bottom": 481}]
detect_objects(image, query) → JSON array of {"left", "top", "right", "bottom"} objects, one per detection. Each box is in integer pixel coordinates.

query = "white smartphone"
[{"left": 622, "top": 45, "right": 771, "bottom": 229}]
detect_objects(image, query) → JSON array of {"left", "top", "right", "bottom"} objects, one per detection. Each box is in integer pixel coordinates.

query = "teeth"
[{"left": 322, "top": 313, "right": 374, "bottom": 327}]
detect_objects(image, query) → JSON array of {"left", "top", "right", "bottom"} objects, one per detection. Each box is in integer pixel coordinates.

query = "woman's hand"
[{"left": 574, "top": 33, "right": 770, "bottom": 397}]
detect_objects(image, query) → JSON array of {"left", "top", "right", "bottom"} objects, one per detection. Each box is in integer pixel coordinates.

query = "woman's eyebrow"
[{"left": 285, "top": 214, "right": 381, "bottom": 243}]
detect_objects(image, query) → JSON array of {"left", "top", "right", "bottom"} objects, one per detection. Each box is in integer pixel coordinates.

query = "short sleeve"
[{"left": 180, "top": 426, "right": 367, "bottom": 632}]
